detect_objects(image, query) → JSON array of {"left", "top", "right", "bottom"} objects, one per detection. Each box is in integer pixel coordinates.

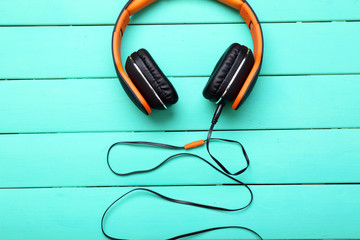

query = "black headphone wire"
[{"left": 102, "top": 103, "right": 262, "bottom": 240}]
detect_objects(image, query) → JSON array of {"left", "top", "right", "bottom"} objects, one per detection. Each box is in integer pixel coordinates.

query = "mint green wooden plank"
[
  {"left": 0, "top": 185, "right": 359, "bottom": 239},
  {"left": 0, "top": 22, "right": 359, "bottom": 79},
  {"left": 0, "top": 0, "right": 359, "bottom": 25},
  {"left": 1, "top": 75, "right": 359, "bottom": 133},
  {"left": 0, "top": 130, "right": 359, "bottom": 187}
]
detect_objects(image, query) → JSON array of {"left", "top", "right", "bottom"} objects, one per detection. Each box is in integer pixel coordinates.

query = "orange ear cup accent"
[
  {"left": 113, "top": 9, "right": 152, "bottom": 114},
  {"left": 217, "top": 1, "right": 263, "bottom": 110},
  {"left": 232, "top": 2, "right": 263, "bottom": 109}
]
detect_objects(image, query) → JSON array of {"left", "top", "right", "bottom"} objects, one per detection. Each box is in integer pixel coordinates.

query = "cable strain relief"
[{"left": 211, "top": 103, "right": 225, "bottom": 124}]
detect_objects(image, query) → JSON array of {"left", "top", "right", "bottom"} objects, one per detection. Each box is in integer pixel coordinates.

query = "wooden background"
[{"left": 0, "top": 0, "right": 360, "bottom": 239}]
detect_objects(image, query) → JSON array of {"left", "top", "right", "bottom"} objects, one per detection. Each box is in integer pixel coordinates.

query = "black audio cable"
[{"left": 101, "top": 103, "right": 262, "bottom": 240}]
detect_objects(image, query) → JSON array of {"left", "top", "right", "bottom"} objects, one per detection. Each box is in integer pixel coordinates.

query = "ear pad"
[
  {"left": 203, "top": 43, "right": 255, "bottom": 103},
  {"left": 125, "top": 49, "right": 178, "bottom": 110}
]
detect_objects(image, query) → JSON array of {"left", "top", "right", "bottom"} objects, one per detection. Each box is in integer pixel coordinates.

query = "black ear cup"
[
  {"left": 125, "top": 49, "right": 178, "bottom": 110},
  {"left": 203, "top": 43, "right": 255, "bottom": 103}
]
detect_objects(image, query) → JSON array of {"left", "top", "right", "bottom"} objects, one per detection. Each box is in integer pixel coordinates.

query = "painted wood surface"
[
  {"left": 0, "top": 185, "right": 359, "bottom": 239},
  {"left": 1, "top": 22, "right": 360, "bottom": 79},
  {"left": 0, "top": 129, "right": 359, "bottom": 187},
  {"left": 0, "top": 0, "right": 359, "bottom": 239},
  {"left": 1, "top": 0, "right": 360, "bottom": 25},
  {"left": 1, "top": 75, "right": 359, "bottom": 133}
]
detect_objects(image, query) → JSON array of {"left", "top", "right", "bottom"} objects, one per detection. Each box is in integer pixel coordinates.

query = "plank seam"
[
  {"left": 0, "top": 20, "right": 359, "bottom": 27},
  {"left": 1, "top": 73, "right": 360, "bottom": 81},
  {"left": 1, "top": 183, "right": 360, "bottom": 190},
  {"left": 1, "top": 127, "right": 360, "bottom": 135}
]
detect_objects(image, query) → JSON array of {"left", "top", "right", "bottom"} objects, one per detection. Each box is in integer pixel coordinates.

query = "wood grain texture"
[
  {"left": 0, "top": 185, "right": 359, "bottom": 239},
  {"left": 1, "top": 0, "right": 359, "bottom": 25},
  {"left": 0, "top": 129, "right": 359, "bottom": 187},
  {"left": 1, "top": 1, "right": 359, "bottom": 239},
  {"left": 1, "top": 75, "right": 359, "bottom": 133},
  {"left": 0, "top": 22, "right": 359, "bottom": 79}
]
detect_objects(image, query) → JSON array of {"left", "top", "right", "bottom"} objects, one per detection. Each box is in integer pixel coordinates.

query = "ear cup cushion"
[
  {"left": 203, "top": 43, "right": 250, "bottom": 102},
  {"left": 221, "top": 50, "right": 255, "bottom": 102},
  {"left": 136, "top": 49, "right": 178, "bottom": 106},
  {"left": 125, "top": 56, "right": 165, "bottom": 110}
]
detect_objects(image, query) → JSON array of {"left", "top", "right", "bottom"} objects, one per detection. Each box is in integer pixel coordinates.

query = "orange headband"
[{"left": 112, "top": 0, "right": 263, "bottom": 114}]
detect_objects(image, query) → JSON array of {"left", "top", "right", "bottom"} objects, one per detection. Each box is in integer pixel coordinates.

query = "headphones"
[
  {"left": 104, "top": 1, "right": 265, "bottom": 238},
  {"left": 112, "top": 0, "right": 264, "bottom": 115}
]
